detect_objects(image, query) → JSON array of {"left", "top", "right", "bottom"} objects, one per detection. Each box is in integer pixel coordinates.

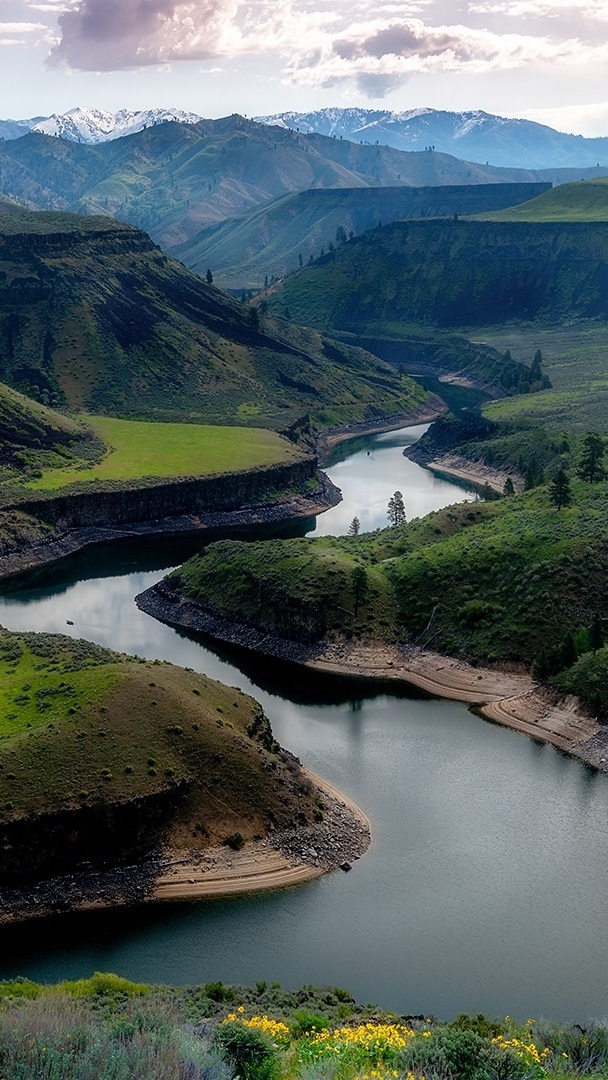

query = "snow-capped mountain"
[
  {"left": 22, "top": 107, "right": 203, "bottom": 144},
  {"left": 255, "top": 107, "right": 608, "bottom": 169}
]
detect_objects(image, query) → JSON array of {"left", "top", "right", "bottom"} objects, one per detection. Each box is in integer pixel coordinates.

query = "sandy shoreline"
[
  {"left": 136, "top": 584, "right": 607, "bottom": 776},
  {"left": 304, "top": 640, "right": 606, "bottom": 770},
  {"left": 0, "top": 771, "right": 371, "bottom": 924},
  {"left": 153, "top": 770, "right": 370, "bottom": 903},
  {"left": 424, "top": 453, "right": 525, "bottom": 495}
]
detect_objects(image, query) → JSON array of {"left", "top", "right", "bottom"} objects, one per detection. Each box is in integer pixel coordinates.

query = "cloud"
[
  {"left": 0, "top": 19, "right": 46, "bottom": 28},
  {"left": 283, "top": 13, "right": 608, "bottom": 95},
  {"left": 48, "top": 0, "right": 240, "bottom": 70},
  {"left": 469, "top": 0, "right": 608, "bottom": 17},
  {"left": 43, "top": 0, "right": 608, "bottom": 104}
]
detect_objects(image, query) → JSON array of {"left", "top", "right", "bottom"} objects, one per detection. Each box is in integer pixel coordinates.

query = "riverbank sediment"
[
  {"left": 0, "top": 771, "right": 370, "bottom": 925},
  {"left": 136, "top": 583, "right": 606, "bottom": 774},
  {"left": 424, "top": 453, "right": 525, "bottom": 495}
]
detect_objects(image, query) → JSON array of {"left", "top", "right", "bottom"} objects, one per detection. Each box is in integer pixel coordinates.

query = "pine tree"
[
  {"left": 348, "top": 516, "right": 360, "bottom": 536},
  {"left": 549, "top": 468, "right": 572, "bottom": 510},
  {"left": 590, "top": 613, "right": 605, "bottom": 654},
  {"left": 387, "top": 491, "right": 406, "bottom": 526},
  {"left": 205, "top": 268, "right": 213, "bottom": 285},
  {"left": 578, "top": 432, "right": 606, "bottom": 483},
  {"left": 503, "top": 476, "right": 515, "bottom": 497}
]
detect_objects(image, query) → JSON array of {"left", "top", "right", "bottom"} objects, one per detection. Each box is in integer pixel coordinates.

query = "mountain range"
[
  {"left": 1, "top": 106, "right": 608, "bottom": 170},
  {"left": 257, "top": 108, "right": 608, "bottom": 169},
  {"left": 0, "top": 107, "right": 201, "bottom": 145},
  {"left": 0, "top": 115, "right": 603, "bottom": 266}
]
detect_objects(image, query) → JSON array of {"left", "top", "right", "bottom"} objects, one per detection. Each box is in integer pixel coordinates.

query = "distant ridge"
[
  {"left": 1, "top": 105, "right": 608, "bottom": 168},
  {"left": 256, "top": 107, "right": 608, "bottom": 169}
]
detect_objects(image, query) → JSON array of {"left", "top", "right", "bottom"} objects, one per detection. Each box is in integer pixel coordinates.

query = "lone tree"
[
  {"left": 578, "top": 432, "right": 606, "bottom": 483},
  {"left": 387, "top": 491, "right": 406, "bottom": 526},
  {"left": 549, "top": 467, "right": 572, "bottom": 510},
  {"left": 348, "top": 516, "right": 360, "bottom": 536},
  {"left": 503, "top": 476, "right": 515, "bottom": 497},
  {"left": 205, "top": 268, "right": 213, "bottom": 285}
]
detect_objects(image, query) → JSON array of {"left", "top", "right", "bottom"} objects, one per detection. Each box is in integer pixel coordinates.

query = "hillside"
[
  {"left": 0, "top": 382, "right": 102, "bottom": 481},
  {"left": 154, "top": 478, "right": 608, "bottom": 686},
  {"left": 0, "top": 207, "right": 425, "bottom": 429},
  {"left": 259, "top": 106, "right": 608, "bottom": 169},
  {"left": 264, "top": 218, "right": 608, "bottom": 331},
  {"left": 0, "top": 116, "right": 602, "bottom": 257},
  {"left": 176, "top": 182, "right": 550, "bottom": 290},
  {"left": 0, "top": 629, "right": 326, "bottom": 881},
  {"left": 481, "top": 177, "right": 608, "bottom": 222}
]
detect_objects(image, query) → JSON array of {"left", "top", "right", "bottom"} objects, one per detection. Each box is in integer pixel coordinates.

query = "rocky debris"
[
  {"left": 0, "top": 856, "right": 162, "bottom": 923},
  {"left": 268, "top": 787, "right": 370, "bottom": 871}
]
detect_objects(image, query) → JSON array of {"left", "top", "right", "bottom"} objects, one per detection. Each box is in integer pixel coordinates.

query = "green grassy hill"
[
  {"left": 481, "top": 177, "right": 608, "bottom": 221},
  {"left": 0, "top": 629, "right": 323, "bottom": 877},
  {"left": 164, "top": 478, "right": 608, "bottom": 688},
  {"left": 176, "top": 182, "right": 550, "bottom": 290},
  {"left": 0, "top": 207, "right": 425, "bottom": 429},
  {"left": 0, "top": 380, "right": 103, "bottom": 480}
]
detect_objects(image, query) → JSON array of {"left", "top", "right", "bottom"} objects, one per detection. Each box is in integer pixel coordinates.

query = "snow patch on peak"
[{"left": 30, "top": 107, "right": 203, "bottom": 144}]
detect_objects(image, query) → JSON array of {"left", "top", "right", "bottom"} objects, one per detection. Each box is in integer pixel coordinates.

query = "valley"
[{"left": 0, "top": 101, "right": 607, "bottom": 1045}]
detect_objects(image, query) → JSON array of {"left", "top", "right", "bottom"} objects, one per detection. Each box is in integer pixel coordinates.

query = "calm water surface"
[{"left": 0, "top": 428, "right": 606, "bottom": 1021}]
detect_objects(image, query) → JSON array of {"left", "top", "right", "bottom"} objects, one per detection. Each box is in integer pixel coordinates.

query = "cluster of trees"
[
  {"left": 548, "top": 432, "right": 605, "bottom": 509},
  {"left": 499, "top": 349, "right": 551, "bottom": 396}
]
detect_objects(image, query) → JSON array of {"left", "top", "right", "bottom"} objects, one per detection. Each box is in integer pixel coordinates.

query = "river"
[{"left": 0, "top": 425, "right": 607, "bottom": 1022}]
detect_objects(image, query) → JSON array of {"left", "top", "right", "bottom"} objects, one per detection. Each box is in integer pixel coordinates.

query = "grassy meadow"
[
  {"left": 25, "top": 416, "right": 304, "bottom": 491},
  {"left": 480, "top": 178, "right": 608, "bottom": 222}
]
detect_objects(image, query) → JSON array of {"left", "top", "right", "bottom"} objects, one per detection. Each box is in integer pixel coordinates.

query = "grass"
[
  {"left": 476, "top": 323, "right": 608, "bottom": 434},
  {"left": 0, "top": 978, "right": 605, "bottom": 1079},
  {"left": 25, "top": 416, "right": 304, "bottom": 491},
  {"left": 480, "top": 178, "right": 608, "bottom": 222}
]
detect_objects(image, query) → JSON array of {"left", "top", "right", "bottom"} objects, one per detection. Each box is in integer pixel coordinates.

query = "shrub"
[
  {"left": 214, "top": 1020, "right": 279, "bottom": 1080},
  {"left": 399, "top": 1026, "right": 533, "bottom": 1080}
]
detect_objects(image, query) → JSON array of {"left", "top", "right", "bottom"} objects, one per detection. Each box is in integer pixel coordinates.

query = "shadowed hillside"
[
  {"left": 176, "top": 182, "right": 550, "bottom": 290},
  {"left": 0, "top": 208, "right": 425, "bottom": 429}
]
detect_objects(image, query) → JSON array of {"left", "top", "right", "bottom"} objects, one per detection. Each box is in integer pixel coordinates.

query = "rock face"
[{"left": 15, "top": 458, "right": 318, "bottom": 529}]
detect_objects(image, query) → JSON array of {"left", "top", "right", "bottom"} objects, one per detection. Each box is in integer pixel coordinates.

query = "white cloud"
[{"left": 0, "top": 19, "right": 45, "bottom": 28}]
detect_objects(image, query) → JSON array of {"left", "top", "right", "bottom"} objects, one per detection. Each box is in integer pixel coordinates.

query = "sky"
[{"left": 1, "top": 0, "right": 608, "bottom": 134}]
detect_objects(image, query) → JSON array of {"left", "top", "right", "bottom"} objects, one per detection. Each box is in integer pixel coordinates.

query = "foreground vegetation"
[{"left": 0, "top": 974, "right": 606, "bottom": 1079}]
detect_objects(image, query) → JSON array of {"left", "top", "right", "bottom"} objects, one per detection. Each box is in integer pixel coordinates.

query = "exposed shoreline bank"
[
  {"left": 424, "top": 453, "right": 525, "bottom": 495},
  {"left": 136, "top": 583, "right": 607, "bottom": 775},
  {"left": 0, "top": 474, "right": 340, "bottom": 584},
  {"left": 0, "top": 771, "right": 371, "bottom": 926}
]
